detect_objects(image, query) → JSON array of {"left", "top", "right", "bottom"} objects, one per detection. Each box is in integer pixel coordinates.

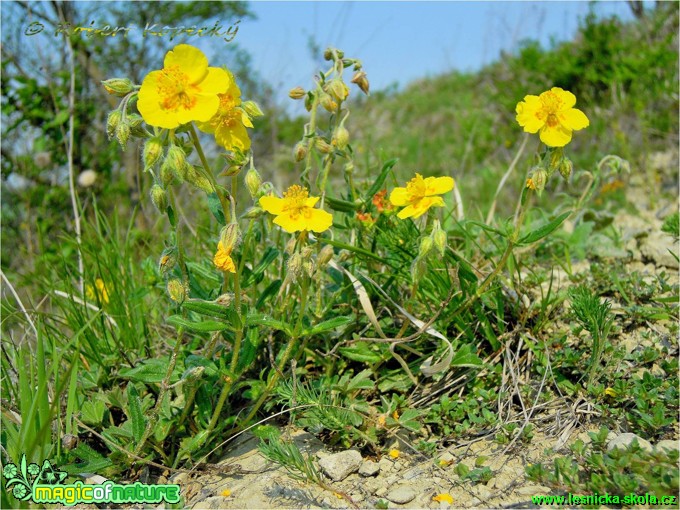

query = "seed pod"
[
  {"left": 325, "top": 79, "right": 349, "bottom": 102},
  {"left": 431, "top": 220, "right": 448, "bottom": 257},
  {"left": 559, "top": 157, "right": 573, "bottom": 180},
  {"left": 315, "top": 138, "right": 333, "bottom": 154},
  {"left": 418, "top": 236, "right": 434, "bottom": 258},
  {"left": 317, "top": 245, "right": 334, "bottom": 268}
]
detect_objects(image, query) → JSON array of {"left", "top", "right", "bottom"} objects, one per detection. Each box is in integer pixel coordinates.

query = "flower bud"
[
  {"left": 220, "top": 223, "right": 241, "bottom": 253},
  {"left": 304, "top": 93, "right": 314, "bottom": 112},
  {"left": 164, "top": 145, "right": 188, "bottom": 182},
  {"left": 242, "top": 206, "right": 264, "bottom": 219},
  {"left": 116, "top": 123, "right": 131, "bottom": 150},
  {"left": 332, "top": 125, "right": 350, "bottom": 150},
  {"left": 150, "top": 184, "right": 168, "bottom": 213},
  {"left": 289, "top": 86, "right": 306, "bottom": 100},
  {"left": 184, "top": 165, "right": 213, "bottom": 193},
  {"left": 160, "top": 157, "right": 178, "bottom": 187},
  {"left": 559, "top": 157, "right": 573, "bottom": 180},
  {"left": 418, "top": 236, "right": 434, "bottom": 258},
  {"left": 410, "top": 257, "right": 427, "bottom": 284},
  {"left": 242, "top": 100, "right": 264, "bottom": 118},
  {"left": 245, "top": 167, "right": 262, "bottom": 198},
  {"left": 431, "top": 220, "right": 447, "bottom": 257},
  {"left": 143, "top": 137, "right": 163, "bottom": 169},
  {"left": 351, "top": 71, "right": 370, "bottom": 95},
  {"left": 325, "top": 79, "right": 349, "bottom": 102},
  {"left": 287, "top": 252, "right": 303, "bottom": 280},
  {"left": 548, "top": 147, "right": 564, "bottom": 173},
  {"left": 344, "top": 161, "right": 355, "bottom": 175},
  {"left": 106, "top": 110, "right": 122, "bottom": 139},
  {"left": 315, "top": 138, "right": 333, "bottom": 154},
  {"left": 126, "top": 113, "right": 143, "bottom": 128},
  {"left": 102, "top": 78, "right": 134, "bottom": 97},
  {"left": 215, "top": 293, "right": 234, "bottom": 307},
  {"left": 317, "top": 245, "right": 334, "bottom": 268},
  {"left": 158, "top": 247, "right": 178, "bottom": 277},
  {"left": 293, "top": 141, "right": 307, "bottom": 162},
  {"left": 319, "top": 92, "right": 338, "bottom": 112},
  {"left": 166, "top": 278, "right": 187, "bottom": 303},
  {"left": 284, "top": 236, "right": 297, "bottom": 256},
  {"left": 527, "top": 166, "right": 548, "bottom": 194},
  {"left": 323, "top": 48, "right": 344, "bottom": 60}
]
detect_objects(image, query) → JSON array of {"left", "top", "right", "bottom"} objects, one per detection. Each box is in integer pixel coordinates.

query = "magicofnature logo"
[{"left": 3, "top": 454, "right": 180, "bottom": 506}]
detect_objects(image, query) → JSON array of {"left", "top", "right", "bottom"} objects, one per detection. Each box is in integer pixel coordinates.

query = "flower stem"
[{"left": 188, "top": 123, "right": 230, "bottom": 224}]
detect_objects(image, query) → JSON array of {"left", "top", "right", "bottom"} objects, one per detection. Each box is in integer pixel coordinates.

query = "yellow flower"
[
  {"left": 213, "top": 241, "right": 236, "bottom": 273},
  {"left": 196, "top": 73, "right": 253, "bottom": 152},
  {"left": 433, "top": 493, "right": 453, "bottom": 504},
  {"left": 388, "top": 449, "right": 400, "bottom": 459},
  {"left": 137, "top": 44, "right": 229, "bottom": 129},
  {"left": 220, "top": 489, "right": 232, "bottom": 497},
  {"left": 515, "top": 87, "right": 589, "bottom": 147},
  {"left": 86, "top": 278, "right": 109, "bottom": 304},
  {"left": 259, "top": 185, "right": 333, "bottom": 233},
  {"left": 389, "top": 174, "right": 454, "bottom": 219}
]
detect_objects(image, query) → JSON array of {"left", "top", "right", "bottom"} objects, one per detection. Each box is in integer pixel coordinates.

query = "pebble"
[
  {"left": 318, "top": 450, "right": 363, "bottom": 481},
  {"left": 197, "top": 496, "right": 229, "bottom": 509},
  {"left": 516, "top": 485, "right": 551, "bottom": 496},
  {"left": 607, "top": 433, "right": 653, "bottom": 453},
  {"left": 378, "top": 457, "right": 394, "bottom": 473},
  {"left": 385, "top": 485, "right": 416, "bottom": 504},
  {"left": 358, "top": 460, "right": 380, "bottom": 477},
  {"left": 640, "top": 231, "right": 679, "bottom": 269},
  {"left": 655, "top": 440, "right": 679, "bottom": 454}
]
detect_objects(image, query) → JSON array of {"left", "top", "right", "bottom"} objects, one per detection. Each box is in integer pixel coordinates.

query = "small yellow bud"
[
  {"left": 319, "top": 92, "right": 338, "bottom": 112},
  {"left": 220, "top": 223, "right": 241, "bottom": 253},
  {"left": 351, "top": 70, "right": 370, "bottom": 95},
  {"left": 431, "top": 220, "right": 447, "bottom": 257},
  {"left": 559, "top": 157, "right": 573, "bottom": 180},
  {"left": 150, "top": 184, "right": 168, "bottom": 213},
  {"left": 102, "top": 78, "right": 134, "bottom": 97},
  {"left": 315, "top": 138, "right": 333, "bottom": 154},
  {"left": 332, "top": 126, "right": 350, "bottom": 150},
  {"left": 143, "top": 137, "right": 164, "bottom": 169},
  {"left": 245, "top": 167, "right": 262, "bottom": 198},
  {"left": 325, "top": 79, "right": 349, "bottom": 102},
  {"left": 106, "top": 110, "right": 122, "bottom": 139},
  {"left": 293, "top": 142, "right": 307, "bottom": 162},
  {"left": 288, "top": 86, "right": 306, "bottom": 100},
  {"left": 166, "top": 279, "right": 187, "bottom": 303},
  {"left": 242, "top": 100, "right": 264, "bottom": 118},
  {"left": 116, "top": 123, "right": 131, "bottom": 150}
]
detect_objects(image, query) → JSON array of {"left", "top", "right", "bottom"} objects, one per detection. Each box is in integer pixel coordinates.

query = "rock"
[
  {"left": 402, "top": 466, "right": 424, "bottom": 480},
  {"left": 375, "top": 487, "right": 388, "bottom": 498},
  {"left": 358, "top": 460, "right": 380, "bottom": 477},
  {"left": 437, "top": 452, "right": 455, "bottom": 465},
  {"left": 607, "top": 433, "right": 653, "bottom": 453},
  {"left": 318, "top": 449, "right": 362, "bottom": 481},
  {"left": 516, "top": 485, "right": 551, "bottom": 496},
  {"left": 639, "top": 231, "right": 679, "bottom": 269},
  {"left": 476, "top": 486, "right": 493, "bottom": 500},
  {"left": 385, "top": 485, "right": 416, "bottom": 504},
  {"left": 378, "top": 457, "right": 394, "bottom": 473},
  {"left": 196, "top": 496, "right": 229, "bottom": 509},
  {"left": 655, "top": 440, "right": 679, "bottom": 454},
  {"left": 352, "top": 492, "right": 365, "bottom": 503}
]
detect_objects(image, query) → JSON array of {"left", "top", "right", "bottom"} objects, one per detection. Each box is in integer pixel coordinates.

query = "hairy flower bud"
[
  {"left": 293, "top": 141, "right": 308, "bottom": 162},
  {"left": 116, "top": 123, "right": 131, "bottom": 150},
  {"left": 317, "top": 244, "right": 334, "bottom": 268},
  {"left": 431, "top": 220, "right": 447, "bottom": 257},
  {"left": 184, "top": 165, "right": 213, "bottom": 193},
  {"left": 559, "top": 157, "right": 573, "bottom": 180},
  {"left": 526, "top": 166, "right": 548, "bottom": 194},
  {"left": 242, "top": 206, "right": 265, "bottom": 219},
  {"left": 287, "top": 252, "right": 303, "bottom": 280},
  {"left": 158, "top": 247, "right": 178, "bottom": 277},
  {"left": 102, "top": 78, "right": 134, "bottom": 97},
  {"left": 351, "top": 70, "right": 370, "bottom": 95},
  {"left": 284, "top": 236, "right": 297, "bottom": 256},
  {"left": 418, "top": 236, "right": 434, "bottom": 258},
  {"left": 143, "top": 137, "right": 163, "bottom": 169},
  {"left": 242, "top": 100, "right": 264, "bottom": 119},
  {"left": 315, "top": 138, "right": 333, "bottom": 154},
  {"left": 150, "top": 184, "right": 168, "bottom": 213},
  {"left": 220, "top": 223, "right": 241, "bottom": 253},
  {"left": 245, "top": 167, "right": 262, "bottom": 198},
  {"left": 332, "top": 125, "right": 350, "bottom": 150},
  {"left": 325, "top": 79, "right": 349, "bottom": 102},
  {"left": 319, "top": 92, "right": 338, "bottom": 112},
  {"left": 164, "top": 145, "right": 188, "bottom": 182},
  {"left": 166, "top": 278, "right": 187, "bottom": 303},
  {"left": 289, "top": 86, "right": 306, "bottom": 100},
  {"left": 106, "top": 110, "right": 122, "bottom": 139}
]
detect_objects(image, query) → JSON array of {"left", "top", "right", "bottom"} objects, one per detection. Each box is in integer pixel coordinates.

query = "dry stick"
[{"left": 486, "top": 133, "right": 529, "bottom": 225}]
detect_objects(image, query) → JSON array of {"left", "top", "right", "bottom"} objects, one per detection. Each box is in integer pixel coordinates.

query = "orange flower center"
[
  {"left": 405, "top": 174, "right": 429, "bottom": 201},
  {"left": 537, "top": 91, "right": 564, "bottom": 127},
  {"left": 282, "top": 185, "right": 312, "bottom": 220},
  {"left": 157, "top": 65, "right": 197, "bottom": 111}
]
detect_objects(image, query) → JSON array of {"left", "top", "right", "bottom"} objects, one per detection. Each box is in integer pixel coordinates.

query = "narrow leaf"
[{"left": 519, "top": 211, "right": 570, "bottom": 245}]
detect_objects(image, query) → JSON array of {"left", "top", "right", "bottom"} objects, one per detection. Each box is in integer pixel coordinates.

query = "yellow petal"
[
  {"left": 259, "top": 195, "right": 285, "bottom": 215},
  {"left": 164, "top": 44, "right": 209, "bottom": 84},
  {"left": 138, "top": 71, "right": 180, "bottom": 128},
  {"left": 215, "top": 122, "right": 251, "bottom": 152},
  {"left": 305, "top": 208, "right": 333, "bottom": 232},
  {"left": 550, "top": 87, "right": 576, "bottom": 109},
  {"left": 539, "top": 124, "right": 572, "bottom": 147},
  {"left": 241, "top": 111, "right": 254, "bottom": 128},
  {"left": 389, "top": 187, "right": 409, "bottom": 206},
  {"left": 424, "top": 176, "right": 454, "bottom": 195},
  {"left": 305, "top": 196, "right": 320, "bottom": 208},
  {"left": 561, "top": 108, "right": 589, "bottom": 131},
  {"left": 515, "top": 95, "right": 543, "bottom": 133},
  {"left": 198, "top": 67, "right": 231, "bottom": 96},
  {"left": 174, "top": 93, "right": 221, "bottom": 125}
]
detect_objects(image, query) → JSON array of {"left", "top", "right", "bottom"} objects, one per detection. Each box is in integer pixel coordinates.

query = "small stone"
[
  {"left": 607, "top": 433, "right": 653, "bottom": 453},
  {"left": 375, "top": 487, "right": 388, "bottom": 498},
  {"left": 358, "top": 460, "right": 380, "bottom": 477},
  {"left": 516, "top": 485, "right": 551, "bottom": 496},
  {"left": 655, "top": 440, "right": 679, "bottom": 454},
  {"left": 378, "top": 457, "right": 393, "bottom": 473},
  {"left": 199, "top": 496, "right": 229, "bottom": 509},
  {"left": 318, "top": 449, "right": 362, "bottom": 481},
  {"left": 437, "top": 452, "right": 454, "bottom": 465},
  {"left": 476, "top": 486, "right": 492, "bottom": 500},
  {"left": 640, "top": 231, "right": 679, "bottom": 269},
  {"left": 385, "top": 485, "right": 416, "bottom": 504},
  {"left": 352, "top": 492, "right": 365, "bottom": 503}
]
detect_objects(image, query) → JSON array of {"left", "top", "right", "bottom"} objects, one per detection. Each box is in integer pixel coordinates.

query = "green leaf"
[
  {"left": 167, "top": 205, "right": 176, "bottom": 227},
  {"left": 346, "top": 369, "right": 375, "bottom": 392},
  {"left": 62, "top": 443, "right": 113, "bottom": 474},
  {"left": 243, "top": 247, "right": 280, "bottom": 287},
  {"left": 451, "top": 344, "right": 483, "bottom": 367},
  {"left": 339, "top": 342, "right": 383, "bottom": 363},
  {"left": 80, "top": 399, "right": 107, "bottom": 426},
  {"left": 325, "top": 196, "right": 359, "bottom": 213},
  {"left": 126, "top": 384, "right": 146, "bottom": 444},
  {"left": 255, "top": 279, "right": 282, "bottom": 309},
  {"left": 207, "top": 192, "right": 226, "bottom": 225},
  {"left": 398, "top": 409, "right": 423, "bottom": 432},
  {"left": 119, "top": 357, "right": 180, "bottom": 384},
  {"left": 167, "top": 314, "right": 231, "bottom": 332},
  {"left": 364, "top": 158, "right": 398, "bottom": 200},
  {"left": 519, "top": 211, "right": 570, "bottom": 245},
  {"left": 44, "top": 109, "right": 69, "bottom": 129},
  {"left": 302, "top": 316, "right": 354, "bottom": 336},
  {"left": 246, "top": 313, "right": 292, "bottom": 335},
  {"left": 182, "top": 299, "right": 230, "bottom": 319}
]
